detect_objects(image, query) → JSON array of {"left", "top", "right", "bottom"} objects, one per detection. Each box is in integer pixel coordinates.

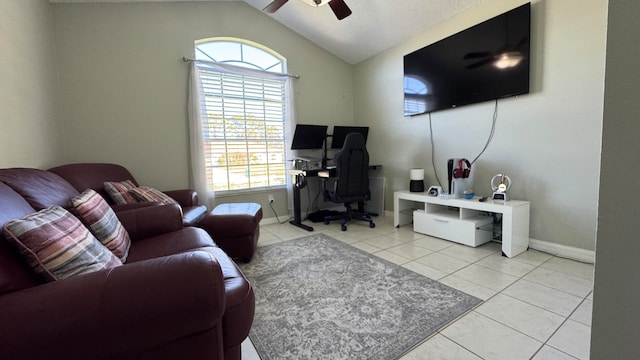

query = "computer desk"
[{"left": 288, "top": 165, "right": 381, "bottom": 231}]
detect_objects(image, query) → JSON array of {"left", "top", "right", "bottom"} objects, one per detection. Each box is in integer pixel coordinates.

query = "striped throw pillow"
[
  {"left": 71, "top": 189, "right": 131, "bottom": 262},
  {"left": 3, "top": 206, "right": 122, "bottom": 282},
  {"left": 104, "top": 180, "right": 138, "bottom": 204},
  {"left": 129, "top": 186, "right": 178, "bottom": 205}
]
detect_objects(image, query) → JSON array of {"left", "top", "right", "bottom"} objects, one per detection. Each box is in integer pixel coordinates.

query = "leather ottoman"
[{"left": 198, "top": 203, "right": 262, "bottom": 262}]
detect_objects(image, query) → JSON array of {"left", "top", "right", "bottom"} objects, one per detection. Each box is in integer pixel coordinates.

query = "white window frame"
[{"left": 194, "top": 38, "right": 289, "bottom": 194}]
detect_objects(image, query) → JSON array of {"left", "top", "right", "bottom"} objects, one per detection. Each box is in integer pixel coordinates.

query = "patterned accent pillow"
[
  {"left": 3, "top": 206, "right": 122, "bottom": 282},
  {"left": 71, "top": 189, "right": 131, "bottom": 262},
  {"left": 129, "top": 186, "right": 179, "bottom": 205},
  {"left": 104, "top": 180, "right": 138, "bottom": 204}
]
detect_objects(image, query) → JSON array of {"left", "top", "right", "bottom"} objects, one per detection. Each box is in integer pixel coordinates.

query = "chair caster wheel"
[
  {"left": 369, "top": 222, "right": 375, "bottom": 228},
  {"left": 341, "top": 225, "right": 347, "bottom": 231}
]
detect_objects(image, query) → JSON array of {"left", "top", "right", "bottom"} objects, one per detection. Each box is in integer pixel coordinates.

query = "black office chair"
[{"left": 323, "top": 132, "right": 375, "bottom": 231}]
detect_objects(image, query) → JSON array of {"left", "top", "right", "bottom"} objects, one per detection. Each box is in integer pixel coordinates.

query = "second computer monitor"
[{"left": 330, "top": 126, "right": 369, "bottom": 149}]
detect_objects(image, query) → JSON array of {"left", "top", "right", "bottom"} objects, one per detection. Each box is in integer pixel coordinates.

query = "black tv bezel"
[
  {"left": 290, "top": 124, "right": 328, "bottom": 150},
  {"left": 403, "top": 3, "right": 531, "bottom": 116},
  {"left": 330, "top": 126, "right": 370, "bottom": 149}
]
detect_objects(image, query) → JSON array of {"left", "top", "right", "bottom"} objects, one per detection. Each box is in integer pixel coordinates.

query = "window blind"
[{"left": 197, "top": 63, "right": 287, "bottom": 192}]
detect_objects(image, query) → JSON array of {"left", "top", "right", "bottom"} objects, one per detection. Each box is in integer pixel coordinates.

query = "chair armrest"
[
  {"left": 163, "top": 189, "right": 199, "bottom": 207},
  {"left": 116, "top": 204, "right": 184, "bottom": 240},
  {"left": 0, "top": 251, "right": 225, "bottom": 360}
]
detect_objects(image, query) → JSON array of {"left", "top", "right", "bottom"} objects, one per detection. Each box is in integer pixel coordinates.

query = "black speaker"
[{"left": 409, "top": 180, "right": 424, "bottom": 192}]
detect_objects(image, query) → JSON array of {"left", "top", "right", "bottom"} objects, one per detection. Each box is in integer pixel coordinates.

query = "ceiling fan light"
[
  {"left": 494, "top": 52, "right": 524, "bottom": 69},
  {"left": 300, "top": 0, "right": 330, "bottom": 7}
]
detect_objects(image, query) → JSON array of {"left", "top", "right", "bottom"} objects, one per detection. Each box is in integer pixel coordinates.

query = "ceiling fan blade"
[
  {"left": 463, "top": 51, "right": 492, "bottom": 59},
  {"left": 466, "top": 58, "right": 494, "bottom": 70},
  {"left": 328, "top": 0, "right": 352, "bottom": 20},
  {"left": 263, "top": 0, "right": 289, "bottom": 13}
]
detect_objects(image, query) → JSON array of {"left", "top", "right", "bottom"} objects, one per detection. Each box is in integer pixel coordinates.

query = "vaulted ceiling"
[{"left": 49, "top": 0, "right": 481, "bottom": 64}]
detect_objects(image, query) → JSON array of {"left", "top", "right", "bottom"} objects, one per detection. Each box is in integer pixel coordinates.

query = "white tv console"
[{"left": 393, "top": 190, "right": 530, "bottom": 258}]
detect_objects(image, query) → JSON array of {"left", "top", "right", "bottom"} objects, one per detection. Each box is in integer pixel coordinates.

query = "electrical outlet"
[{"left": 268, "top": 194, "right": 275, "bottom": 203}]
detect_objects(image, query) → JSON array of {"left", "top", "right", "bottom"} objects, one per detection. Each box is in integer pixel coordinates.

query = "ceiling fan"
[
  {"left": 263, "top": 0, "right": 352, "bottom": 20},
  {"left": 463, "top": 37, "right": 528, "bottom": 70}
]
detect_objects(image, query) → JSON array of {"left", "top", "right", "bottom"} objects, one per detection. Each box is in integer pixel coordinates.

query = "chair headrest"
[{"left": 342, "top": 132, "right": 366, "bottom": 148}]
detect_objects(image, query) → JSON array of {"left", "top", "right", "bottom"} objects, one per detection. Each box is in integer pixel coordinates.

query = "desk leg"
[{"left": 289, "top": 175, "right": 313, "bottom": 231}]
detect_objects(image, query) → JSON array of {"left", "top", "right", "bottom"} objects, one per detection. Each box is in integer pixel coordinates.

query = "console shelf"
[{"left": 394, "top": 190, "right": 530, "bottom": 258}]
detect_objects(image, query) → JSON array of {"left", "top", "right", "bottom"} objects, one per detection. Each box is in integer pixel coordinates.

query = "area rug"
[{"left": 239, "top": 233, "right": 481, "bottom": 360}]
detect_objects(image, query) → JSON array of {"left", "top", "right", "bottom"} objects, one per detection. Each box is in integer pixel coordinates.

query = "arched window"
[
  {"left": 404, "top": 75, "right": 429, "bottom": 116},
  {"left": 194, "top": 38, "right": 288, "bottom": 192}
]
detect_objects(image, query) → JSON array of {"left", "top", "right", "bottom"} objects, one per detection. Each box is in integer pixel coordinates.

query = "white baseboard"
[{"left": 528, "top": 238, "right": 595, "bottom": 264}]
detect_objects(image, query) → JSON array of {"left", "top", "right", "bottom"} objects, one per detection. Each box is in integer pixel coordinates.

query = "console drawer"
[{"left": 413, "top": 210, "right": 493, "bottom": 247}]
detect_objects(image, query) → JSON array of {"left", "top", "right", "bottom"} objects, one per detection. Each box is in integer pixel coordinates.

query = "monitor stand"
[{"left": 321, "top": 133, "right": 332, "bottom": 170}]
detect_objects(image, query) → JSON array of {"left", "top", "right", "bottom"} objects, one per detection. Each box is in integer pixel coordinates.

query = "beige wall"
[
  {"left": 2, "top": 1, "right": 608, "bottom": 250},
  {"left": 0, "top": 0, "right": 63, "bottom": 168},
  {"left": 353, "top": 0, "right": 608, "bottom": 251},
  {"left": 50, "top": 1, "right": 354, "bottom": 215}
]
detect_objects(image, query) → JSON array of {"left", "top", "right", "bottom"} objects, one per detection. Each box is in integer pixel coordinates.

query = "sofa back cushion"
[
  {"left": 0, "top": 182, "right": 42, "bottom": 295},
  {"left": 0, "top": 168, "right": 79, "bottom": 210},
  {"left": 49, "top": 163, "right": 138, "bottom": 204}
]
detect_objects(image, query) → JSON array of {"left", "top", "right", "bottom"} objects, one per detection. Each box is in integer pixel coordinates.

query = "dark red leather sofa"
[
  {"left": 0, "top": 167, "right": 254, "bottom": 360},
  {"left": 49, "top": 163, "right": 262, "bottom": 262},
  {"left": 48, "top": 163, "right": 209, "bottom": 226}
]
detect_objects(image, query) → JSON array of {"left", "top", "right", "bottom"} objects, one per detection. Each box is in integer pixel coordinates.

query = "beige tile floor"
[{"left": 241, "top": 215, "right": 594, "bottom": 360}]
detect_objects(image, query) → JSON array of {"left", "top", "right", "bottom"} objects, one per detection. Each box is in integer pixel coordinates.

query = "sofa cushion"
[
  {"left": 0, "top": 168, "right": 80, "bottom": 210},
  {"left": 129, "top": 186, "right": 179, "bottom": 205},
  {"left": 3, "top": 206, "right": 122, "bottom": 282},
  {"left": 48, "top": 163, "right": 138, "bottom": 203},
  {"left": 71, "top": 189, "right": 131, "bottom": 262},
  {"left": 125, "top": 227, "right": 215, "bottom": 263},
  {"left": 104, "top": 180, "right": 138, "bottom": 204}
]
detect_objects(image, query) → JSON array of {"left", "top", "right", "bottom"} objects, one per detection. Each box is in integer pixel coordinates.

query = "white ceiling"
[{"left": 49, "top": 0, "right": 482, "bottom": 64}]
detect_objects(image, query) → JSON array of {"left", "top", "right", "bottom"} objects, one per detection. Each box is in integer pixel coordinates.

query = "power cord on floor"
[{"left": 268, "top": 199, "right": 292, "bottom": 224}]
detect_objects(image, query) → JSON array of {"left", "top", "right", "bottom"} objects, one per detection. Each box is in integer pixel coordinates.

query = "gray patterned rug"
[{"left": 240, "top": 234, "right": 481, "bottom": 360}]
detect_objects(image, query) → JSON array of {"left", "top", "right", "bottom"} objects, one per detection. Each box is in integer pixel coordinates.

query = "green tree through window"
[{"left": 195, "top": 38, "right": 287, "bottom": 192}]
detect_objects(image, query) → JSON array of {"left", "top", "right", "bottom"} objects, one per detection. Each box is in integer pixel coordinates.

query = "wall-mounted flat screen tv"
[{"left": 403, "top": 3, "right": 530, "bottom": 116}]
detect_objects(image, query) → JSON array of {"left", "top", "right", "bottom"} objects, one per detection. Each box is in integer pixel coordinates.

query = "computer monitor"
[
  {"left": 330, "top": 126, "right": 369, "bottom": 149},
  {"left": 291, "top": 124, "right": 328, "bottom": 150}
]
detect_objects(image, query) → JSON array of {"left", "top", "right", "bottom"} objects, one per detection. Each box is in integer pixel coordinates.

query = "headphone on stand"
[
  {"left": 453, "top": 159, "right": 471, "bottom": 179},
  {"left": 295, "top": 173, "right": 307, "bottom": 189}
]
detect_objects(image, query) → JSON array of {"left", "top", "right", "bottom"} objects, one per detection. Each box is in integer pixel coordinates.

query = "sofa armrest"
[
  {"left": 116, "top": 204, "right": 184, "bottom": 240},
  {"left": 163, "top": 189, "right": 199, "bottom": 207},
  {"left": 0, "top": 251, "right": 226, "bottom": 360}
]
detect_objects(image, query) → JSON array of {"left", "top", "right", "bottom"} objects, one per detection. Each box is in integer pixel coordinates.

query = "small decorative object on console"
[
  {"left": 427, "top": 185, "right": 442, "bottom": 197},
  {"left": 463, "top": 188, "right": 475, "bottom": 199},
  {"left": 491, "top": 174, "right": 512, "bottom": 201},
  {"left": 409, "top": 168, "right": 425, "bottom": 192}
]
